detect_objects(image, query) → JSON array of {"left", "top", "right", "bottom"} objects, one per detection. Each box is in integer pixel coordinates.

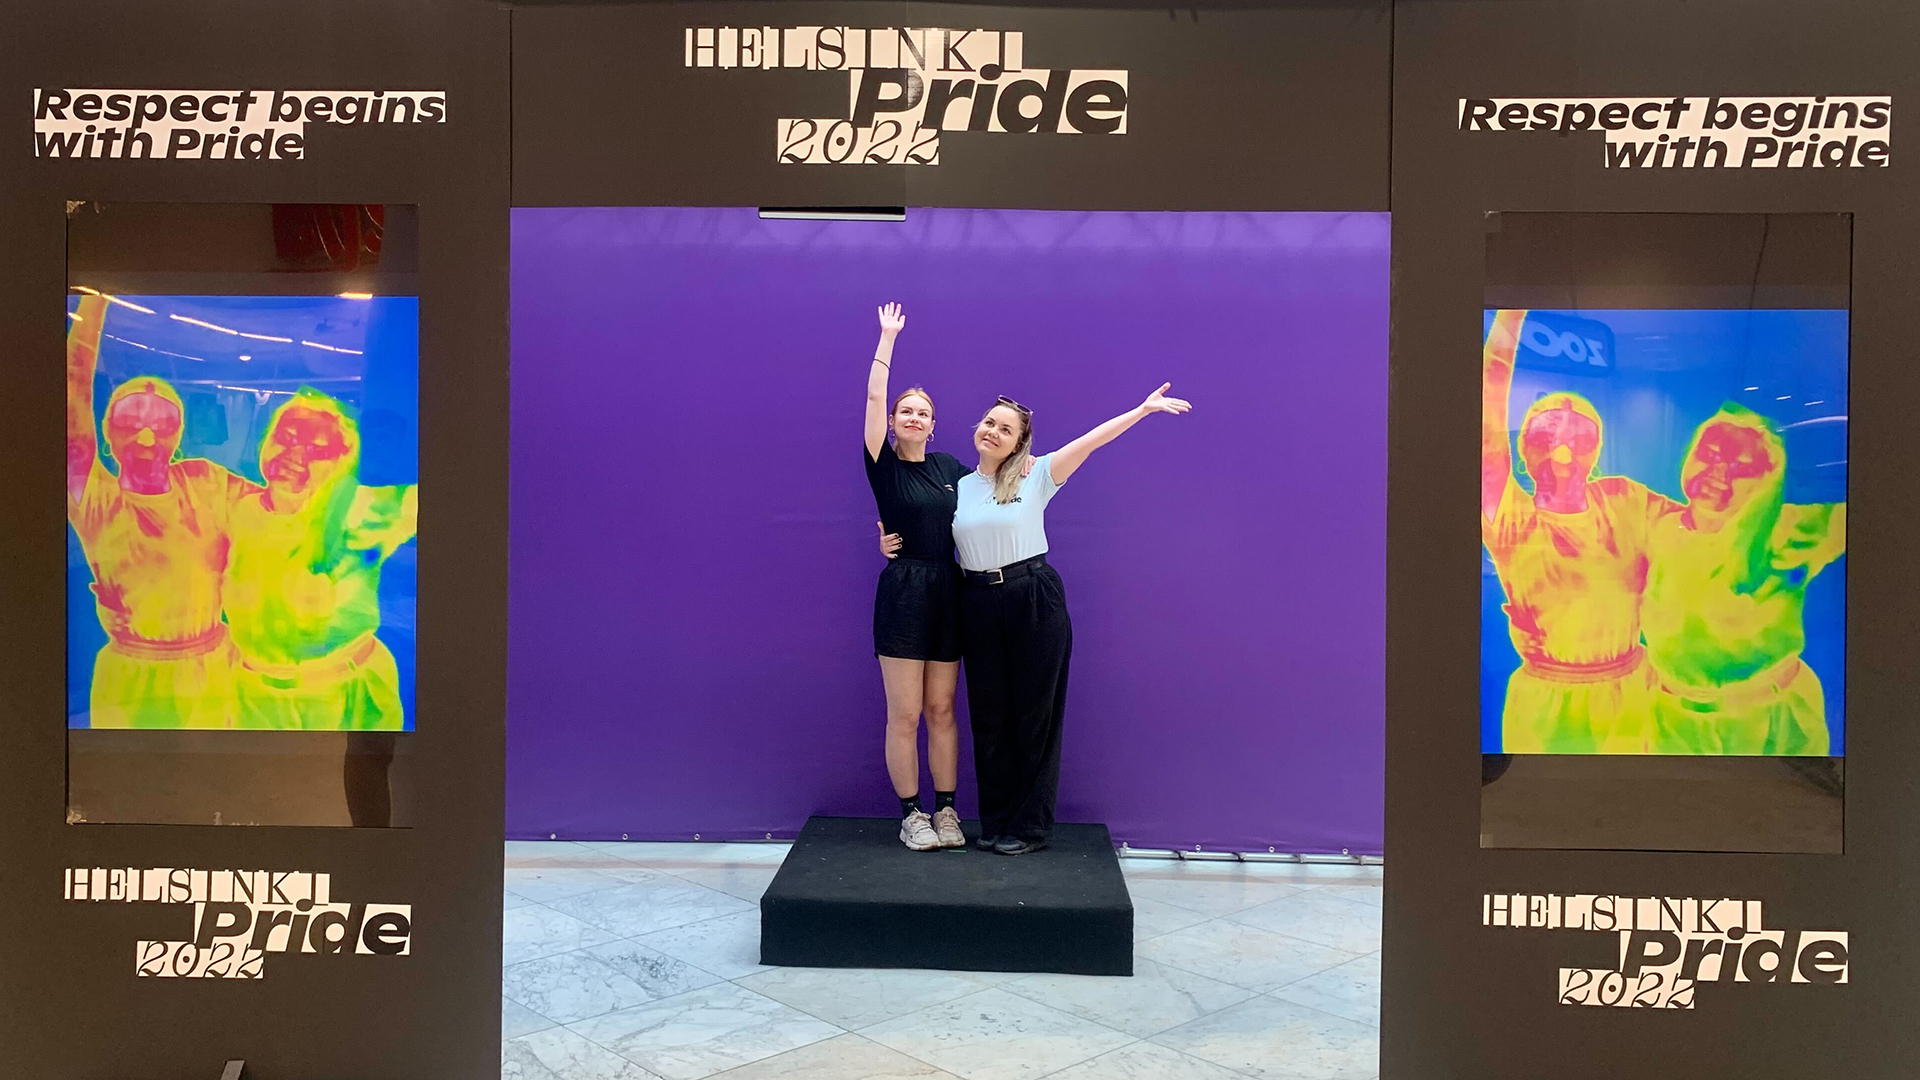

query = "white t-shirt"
[{"left": 952, "top": 454, "right": 1062, "bottom": 572}]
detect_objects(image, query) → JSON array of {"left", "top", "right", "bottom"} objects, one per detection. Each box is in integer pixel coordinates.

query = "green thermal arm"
[
  {"left": 1776, "top": 502, "right": 1846, "bottom": 575},
  {"left": 345, "top": 485, "right": 420, "bottom": 561}
]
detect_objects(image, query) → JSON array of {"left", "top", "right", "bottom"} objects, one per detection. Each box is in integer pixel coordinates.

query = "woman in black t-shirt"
[{"left": 864, "top": 303, "right": 971, "bottom": 852}]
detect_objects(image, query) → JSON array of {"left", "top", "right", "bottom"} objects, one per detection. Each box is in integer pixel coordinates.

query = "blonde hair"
[
  {"left": 982, "top": 404, "right": 1033, "bottom": 505},
  {"left": 891, "top": 386, "right": 935, "bottom": 422}
]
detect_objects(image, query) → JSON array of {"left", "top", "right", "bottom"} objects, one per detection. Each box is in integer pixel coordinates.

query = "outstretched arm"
[
  {"left": 1048, "top": 383, "right": 1191, "bottom": 487},
  {"left": 67, "top": 294, "right": 109, "bottom": 504},
  {"left": 1774, "top": 501, "right": 1846, "bottom": 576},
  {"left": 864, "top": 303, "right": 906, "bottom": 461},
  {"left": 346, "top": 485, "right": 420, "bottom": 561},
  {"left": 1482, "top": 309, "right": 1527, "bottom": 523}
]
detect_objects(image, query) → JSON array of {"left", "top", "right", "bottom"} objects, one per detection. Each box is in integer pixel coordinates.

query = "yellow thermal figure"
[
  {"left": 66, "top": 295, "right": 256, "bottom": 728},
  {"left": 223, "top": 388, "right": 417, "bottom": 730},
  {"left": 1481, "top": 310, "right": 1680, "bottom": 753},
  {"left": 1644, "top": 406, "right": 1845, "bottom": 754}
]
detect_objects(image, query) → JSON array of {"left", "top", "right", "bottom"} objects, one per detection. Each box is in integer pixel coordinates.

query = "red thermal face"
[
  {"left": 104, "top": 390, "right": 183, "bottom": 465},
  {"left": 262, "top": 406, "right": 351, "bottom": 493},
  {"left": 1519, "top": 405, "right": 1600, "bottom": 491},
  {"left": 1683, "top": 421, "right": 1774, "bottom": 513}
]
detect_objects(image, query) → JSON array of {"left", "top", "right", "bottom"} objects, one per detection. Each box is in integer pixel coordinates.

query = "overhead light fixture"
[
  {"left": 337, "top": 292, "right": 374, "bottom": 300},
  {"left": 171, "top": 314, "right": 291, "bottom": 342},
  {"left": 71, "top": 286, "right": 155, "bottom": 314},
  {"left": 172, "top": 314, "right": 239, "bottom": 335},
  {"left": 301, "top": 339, "right": 365, "bottom": 355},
  {"left": 759, "top": 206, "right": 907, "bottom": 222},
  {"left": 1784, "top": 415, "right": 1846, "bottom": 430}
]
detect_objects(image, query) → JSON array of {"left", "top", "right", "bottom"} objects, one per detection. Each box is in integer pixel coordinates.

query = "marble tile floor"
[{"left": 502, "top": 841, "right": 1382, "bottom": 1080}]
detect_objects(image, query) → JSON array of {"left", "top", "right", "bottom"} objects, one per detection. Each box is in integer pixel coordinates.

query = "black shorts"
[{"left": 874, "top": 558, "right": 963, "bottom": 663}]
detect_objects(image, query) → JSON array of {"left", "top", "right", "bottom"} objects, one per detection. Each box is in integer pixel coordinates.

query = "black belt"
[{"left": 962, "top": 554, "right": 1047, "bottom": 586}]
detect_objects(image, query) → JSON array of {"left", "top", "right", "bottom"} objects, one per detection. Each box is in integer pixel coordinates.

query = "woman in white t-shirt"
[{"left": 950, "top": 385, "right": 1191, "bottom": 855}]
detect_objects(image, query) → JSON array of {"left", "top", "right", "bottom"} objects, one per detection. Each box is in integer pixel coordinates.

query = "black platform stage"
[{"left": 760, "top": 816, "right": 1133, "bottom": 976}]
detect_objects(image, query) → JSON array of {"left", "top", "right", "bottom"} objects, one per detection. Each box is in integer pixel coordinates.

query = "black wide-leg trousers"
[{"left": 961, "top": 561, "right": 1073, "bottom": 842}]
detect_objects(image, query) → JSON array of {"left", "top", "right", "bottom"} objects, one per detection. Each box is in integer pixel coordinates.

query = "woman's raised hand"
[
  {"left": 878, "top": 302, "right": 906, "bottom": 336},
  {"left": 1141, "top": 382, "right": 1192, "bottom": 415}
]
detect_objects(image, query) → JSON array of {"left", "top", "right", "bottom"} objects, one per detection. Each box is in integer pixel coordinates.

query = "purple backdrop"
[{"left": 509, "top": 207, "right": 1387, "bottom": 853}]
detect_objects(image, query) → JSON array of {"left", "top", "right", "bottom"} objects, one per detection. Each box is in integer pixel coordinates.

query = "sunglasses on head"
[{"left": 995, "top": 395, "right": 1033, "bottom": 417}]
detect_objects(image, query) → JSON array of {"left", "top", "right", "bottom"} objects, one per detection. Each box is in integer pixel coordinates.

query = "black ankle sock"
[
  {"left": 900, "top": 794, "right": 922, "bottom": 817},
  {"left": 933, "top": 791, "right": 957, "bottom": 813}
]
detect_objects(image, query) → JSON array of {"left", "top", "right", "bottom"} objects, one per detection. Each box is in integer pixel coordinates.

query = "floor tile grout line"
[
  {"left": 1253, "top": 985, "right": 1382, "bottom": 1030},
  {"left": 1144, "top": 956, "right": 1348, "bottom": 999},
  {"left": 852, "top": 984, "right": 1145, "bottom": 1080},
  {"left": 856, "top": 981, "right": 1149, "bottom": 1047},
  {"left": 506, "top": 860, "right": 752, "bottom": 903},
  {"left": 1020, "top": 1034, "right": 1147, "bottom": 1080},
  {"left": 1164, "top": 908, "right": 1378, "bottom": 960},
  {"left": 988, "top": 965, "right": 1240, "bottom": 1040},
  {"left": 501, "top": 941, "right": 735, "bottom": 1026},
  {"left": 1135, "top": 918, "right": 1368, "bottom": 996},
  {"left": 699, "top": 1029, "right": 973, "bottom": 1080},
  {"left": 505, "top": 855, "right": 782, "bottom": 891},
  {"left": 500, "top": 999, "right": 565, "bottom": 1046},
  {"left": 1206, "top": 918, "right": 1378, "bottom": 959},
  {"left": 1077, "top": 1036, "right": 1273, "bottom": 1080},
  {"left": 842, "top": 982, "right": 1001, "bottom": 1036},
  {"left": 510, "top": 884, "right": 759, "bottom": 950},
  {"left": 736, "top": 971, "right": 1037, "bottom": 1037},
  {"left": 1137, "top": 1031, "right": 1301, "bottom": 1080},
  {"left": 554, "top": 1011, "right": 660, "bottom": 1076},
  {"left": 507, "top": 898, "right": 1374, "bottom": 977},
  {"left": 1120, "top": 884, "right": 1328, "bottom": 922},
  {"left": 508, "top": 941, "right": 1379, "bottom": 1054},
  {"left": 503, "top": 897, "right": 749, "bottom": 979},
  {"left": 548, "top": 981, "right": 805, "bottom": 1078}
]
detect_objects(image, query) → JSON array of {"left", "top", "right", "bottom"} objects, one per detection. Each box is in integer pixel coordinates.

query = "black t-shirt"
[{"left": 864, "top": 439, "right": 970, "bottom": 562}]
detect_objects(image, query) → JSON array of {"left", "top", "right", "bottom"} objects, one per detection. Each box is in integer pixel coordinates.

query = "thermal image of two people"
[
  {"left": 1481, "top": 308, "right": 1846, "bottom": 756},
  {"left": 65, "top": 292, "right": 417, "bottom": 731}
]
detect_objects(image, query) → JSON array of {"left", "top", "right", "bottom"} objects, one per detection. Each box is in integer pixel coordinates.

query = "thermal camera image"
[
  {"left": 1480, "top": 308, "right": 1846, "bottom": 756},
  {"left": 65, "top": 291, "right": 417, "bottom": 731}
]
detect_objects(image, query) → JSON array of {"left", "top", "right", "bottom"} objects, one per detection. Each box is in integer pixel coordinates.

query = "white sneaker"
[
  {"left": 931, "top": 806, "right": 966, "bottom": 849},
  {"left": 900, "top": 810, "right": 940, "bottom": 851}
]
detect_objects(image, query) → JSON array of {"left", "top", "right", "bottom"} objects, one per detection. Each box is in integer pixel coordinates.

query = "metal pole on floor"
[{"left": 1118, "top": 842, "right": 1382, "bottom": 866}]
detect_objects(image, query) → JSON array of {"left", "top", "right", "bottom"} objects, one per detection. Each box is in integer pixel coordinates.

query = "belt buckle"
[{"left": 986, "top": 568, "right": 1005, "bottom": 585}]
